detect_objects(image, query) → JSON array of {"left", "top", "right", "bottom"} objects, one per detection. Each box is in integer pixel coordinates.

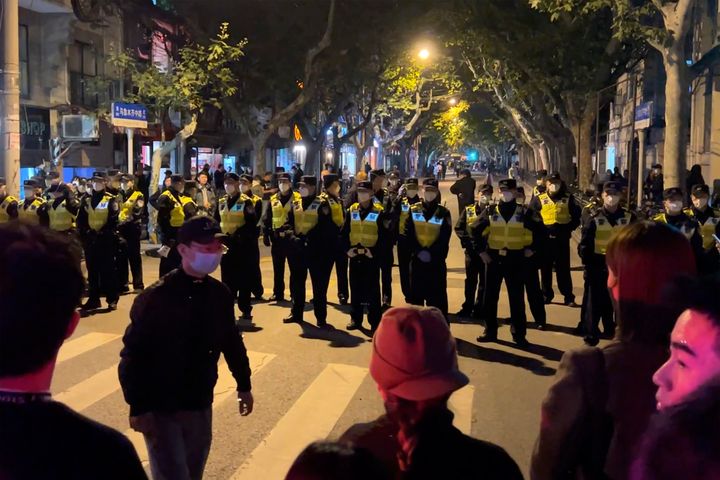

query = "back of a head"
[
  {"left": 606, "top": 221, "right": 696, "bottom": 344},
  {"left": 0, "top": 223, "right": 84, "bottom": 376},
  {"left": 632, "top": 381, "right": 720, "bottom": 480},
  {"left": 285, "top": 441, "right": 390, "bottom": 480}
]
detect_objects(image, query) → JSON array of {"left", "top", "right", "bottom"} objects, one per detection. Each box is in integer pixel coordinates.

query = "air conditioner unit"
[{"left": 62, "top": 115, "right": 99, "bottom": 141}]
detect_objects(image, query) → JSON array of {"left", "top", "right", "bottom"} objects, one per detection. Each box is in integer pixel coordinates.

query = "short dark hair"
[
  {"left": 285, "top": 441, "right": 390, "bottom": 480},
  {"left": 0, "top": 223, "right": 84, "bottom": 376},
  {"left": 633, "top": 381, "right": 720, "bottom": 480}
]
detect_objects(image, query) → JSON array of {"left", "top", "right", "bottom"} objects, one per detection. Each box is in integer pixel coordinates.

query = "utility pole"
[{"left": 1, "top": 0, "right": 21, "bottom": 197}]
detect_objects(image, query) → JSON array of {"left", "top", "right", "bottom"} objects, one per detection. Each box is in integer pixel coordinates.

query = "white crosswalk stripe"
[
  {"left": 57, "top": 332, "right": 121, "bottom": 363},
  {"left": 125, "top": 351, "right": 277, "bottom": 466},
  {"left": 231, "top": 363, "right": 368, "bottom": 480},
  {"left": 449, "top": 384, "right": 475, "bottom": 435},
  {"left": 53, "top": 364, "right": 120, "bottom": 411}
]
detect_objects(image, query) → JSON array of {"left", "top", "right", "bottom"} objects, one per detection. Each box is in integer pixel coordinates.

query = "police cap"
[
  {"left": 479, "top": 184, "right": 493, "bottom": 195},
  {"left": 548, "top": 172, "right": 562, "bottom": 181},
  {"left": 388, "top": 172, "right": 400, "bottom": 180},
  {"left": 691, "top": 184, "right": 710, "bottom": 197},
  {"left": 224, "top": 172, "right": 240, "bottom": 182},
  {"left": 537, "top": 169, "right": 548, "bottom": 180},
  {"left": 107, "top": 169, "right": 121, "bottom": 178},
  {"left": 170, "top": 174, "right": 184, "bottom": 183},
  {"left": 498, "top": 178, "right": 517, "bottom": 190},
  {"left": 357, "top": 181, "right": 373, "bottom": 191},
  {"left": 120, "top": 174, "right": 134, "bottom": 182},
  {"left": 91, "top": 171, "right": 107, "bottom": 180},
  {"left": 276, "top": 172, "right": 291, "bottom": 181},
  {"left": 404, "top": 178, "right": 419, "bottom": 186},
  {"left": 422, "top": 178, "right": 438, "bottom": 188},
  {"left": 652, "top": 163, "right": 663, "bottom": 170},
  {"left": 323, "top": 174, "right": 339, "bottom": 189},
  {"left": 240, "top": 174, "right": 253, "bottom": 183},
  {"left": 663, "top": 187, "right": 683, "bottom": 200},
  {"left": 23, "top": 179, "right": 40, "bottom": 188},
  {"left": 370, "top": 169, "right": 386, "bottom": 181},
  {"left": 299, "top": 176, "right": 317, "bottom": 187},
  {"left": 603, "top": 181, "right": 622, "bottom": 194}
]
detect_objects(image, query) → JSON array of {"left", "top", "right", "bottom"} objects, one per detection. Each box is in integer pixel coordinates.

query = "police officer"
[
  {"left": 43, "top": 171, "right": 62, "bottom": 201},
  {"left": 284, "top": 176, "right": 334, "bottom": 327},
  {"left": 405, "top": 178, "right": 452, "bottom": 318},
  {"left": 239, "top": 174, "right": 265, "bottom": 300},
  {"left": 75, "top": 177, "right": 89, "bottom": 204},
  {"left": 518, "top": 186, "right": 547, "bottom": 329},
  {"left": 321, "top": 174, "right": 349, "bottom": 305},
  {"left": 18, "top": 179, "right": 49, "bottom": 226},
  {"left": 529, "top": 172, "right": 581, "bottom": 306},
  {"left": 454, "top": 183, "right": 493, "bottom": 318},
  {"left": 653, "top": 187, "right": 704, "bottom": 268},
  {"left": 394, "top": 177, "right": 421, "bottom": 303},
  {"left": 342, "top": 180, "right": 387, "bottom": 332},
  {"left": 118, "top": 174, "right": 146, "bottom": 292},
  {"left": 531, "top": 169, "right": 548, "bottom": 200},
  {"left": 0, "top": 177, "right": 19, "bottom": 223},
  {"left": 106, "top": 169, "right": 122, "bottom": 197},
  {"left": 262, "top": 173, "right": 300, "bottom": 302},
  {"left": 370, "top": 169, "right": 393, "bottom": 307},
  {"left": 77, "top": 172, "right": 120, "bottom": 311},
  {"left": 215, "top": 173, "right": 257, "bottom": 321},
  {"left": 476, "top": 179, "right": 544, "bottom": 347},
  {"left": 46, "top": 184, "right": 79, "bottom": 235},
  {"left": 579, "top": 181, "right": 636, "bottom": 345},
  {"left": 684, "top": 184, "right": 720, "bottom": 275},
  {"left": 156, "top": 175, "right": 197, "bottom": 277}
]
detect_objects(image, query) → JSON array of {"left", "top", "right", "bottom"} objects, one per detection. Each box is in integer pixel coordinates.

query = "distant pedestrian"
[
  {"left": 685, "top": 164, "right": 705, "bottom": 205},
  {"left": 213, "top": 164, "right": 226, "bottom": 191},
  {"left": 0, "top": 223, "right": 146, "bottom": 479},
  {"left": 340, "top": 306, "right": 523, "bottom": 479},
  {"left": 449, "top": 168, "right": 476, "bottom": 216},
  {"left": 195, "top": 171, "right": 217, "bottom": 218},
  {"left": 119, "top": 216, "right": 254, "bottom": 480}
]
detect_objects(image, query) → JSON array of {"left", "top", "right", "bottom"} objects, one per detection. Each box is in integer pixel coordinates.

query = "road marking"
[
  {"left": 57, "top": 333, "right": 121, "bottom": 364},
  {"left": 448, "top": 384, "right": 475, "bottom": 435},
  {"left": 126, "top": 351, "right": 276, "bottom": 466},
  {"left": 231, "top": 363, "right": 367, "bottom": 480},
  {"left": 54, "top": 364, "right": 120, "bottom": 411}
]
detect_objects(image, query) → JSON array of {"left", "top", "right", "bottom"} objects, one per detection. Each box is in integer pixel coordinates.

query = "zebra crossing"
[{"left": 50, "top": 330, "right": 476, "bottom": 479}]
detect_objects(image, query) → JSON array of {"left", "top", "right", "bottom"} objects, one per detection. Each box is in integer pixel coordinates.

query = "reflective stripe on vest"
[
  {"left": 399, "top": 198, "right": 420, "bottom": 236},
  {"left": 465, "top": 205, "right": 479, "bottom": 235},
  {"left": 538, "top": 193, "right": 570, "bottom": 225},
  {"left": 293, "top": 198, "right": 322, "bottom": 235},
  {"left": 119, "top": 191, "right": 143, "bottom": 223},
  {"left": 219, "top": 195, "right": 247, "bottom": 234},
  {"left": 593, "top": 212, "right": 631, "bottom": 255},
  {"left": 684, "top": 208, "right": 720, "bottom": 250},
  {"left": 653, "top": 213, "right": 697, "bottom": 240},
  {"left": 87, "top": 194, "right": 114, "bottom": 231},
  {"left": 0, "top": 195, "right": 17, "bottom": 223},
  {"left": 411, "top": 205, "right": 444, "bottom": 248},
  {"left": 161, "top": 190, "right": 189, "bottom": 228},
  {"left": 349, "top": 203, "right": 381, "bottom": 247},
  {"left": 48, "top": 200, "right": 74, "bottom": 231},
  {"left": 271, "top": 192, "right": 301, "bottom": 230},
  {"left": 487, "top": 205, "right": 530, "bottom": 251},
  {"left": 322, "top": 194, "right": 344, "bottom": 227},
  {"left": 18, "top": 198, "right": 45, "bottom": 225}
]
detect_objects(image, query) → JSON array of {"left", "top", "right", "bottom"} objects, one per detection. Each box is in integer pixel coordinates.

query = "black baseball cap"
[
  {"left": 603, "top": 181, "right": 622, "bottom": 194},
  {"left": 691, "top": 184, "right": 710, "bottom": 196},
  {"left": 299, "top": 175, "right": 317, "bottom": 187},
  {"left": 663, "top": 187, "right": 683, "bottom": 200},
  {"left": 323, "top": 174, "right": 339, "bottom": 189},
  {"left": 498, "top": 178, "right": 517, "bottom": 190},
  {"left": 178, "top": 216, "right": 224, "bottom": 245}
]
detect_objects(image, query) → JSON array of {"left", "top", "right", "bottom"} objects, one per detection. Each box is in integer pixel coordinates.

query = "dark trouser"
[
  {"left": 119, "top": 223, "right": 144, "bottom": 288},
  {"left": 116, "top": 235, "right": 129, "bottom": 288},
  {"left": 335, "top": 247, "right": 349, "bottom": 300},
  {"left": 380, "top": 246, "right": 394, "bottom": 305},
  {"left": 221, "top": 242, "right": 252, "bottom": 317},
  {"left": 524, "top": 262, "right": 546, "bottom": 325},
  {"left": 398, "top": 238, "right": 412, "bottom": 302},
  {"left": 482, "top": 254, "right": 527, "bottom": 340},
  {"left": 584, "top": 264, "right": 615, "bottom": 338},
  {"left": 142, "top": 409, "right": 212, "bottom": 480},
  {"left": 349, "top": 255, "right": 381, "bottom": 329},
  {"left": 578, "top": 270, "right": 590, "bottom": 332},
  {"left": 271, "top": 238, "right": 292, "bottom": 299},
  {"left": 409, "top": 256, "right": 449, "bottom": 318},
  {"left": 541, "top": 234, "right": 574, "bottom": 301},
  {"left": 462, "top": 251, "right": 486, "bottom": 314},
  {"left": 85, "top": 234, "right": 119, "bottom": 303},
  {"left": 250, "top": 237, "right": 263, "bottom": 296},
  {"left": 308, "top": 255, "right": 334, "bottom": 323},
  {"left": 159, "top": 244, "right": 182, "bottom": 278},
  {"left": 699, "top": 249, "right": 720, "bottom": 276}
]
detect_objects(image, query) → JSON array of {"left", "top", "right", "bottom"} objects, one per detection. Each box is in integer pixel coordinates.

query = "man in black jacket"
[
  {"left": 119, "top": 216, "right": 253, "bottom": 480},
  {"left": 449, "top": 168, "right": 476, "bottom": 217}
]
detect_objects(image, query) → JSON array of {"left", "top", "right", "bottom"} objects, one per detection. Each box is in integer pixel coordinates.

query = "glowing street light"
[
  {"left": 448, "top": 98, "right": 457, "bottom": 106},
  {"left": 418, "top": 48, "right": 430, "bottom": 60}
]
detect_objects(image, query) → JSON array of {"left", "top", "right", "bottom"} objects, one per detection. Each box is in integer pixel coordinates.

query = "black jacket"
[
  {"left": 119, "top": 269, "right": 252, "bottom": 416},
  {"left": 579, "top": 207, "right": 636, "bottom": 267},
  {"left": 340, "top": 412, "right": 523, "bottom": 480},
  {"left": 450, "top": 176, "right": 477, "bottom": 212},
  {"left": 403, "top": 200, "right": 452, "bottom": 262}
]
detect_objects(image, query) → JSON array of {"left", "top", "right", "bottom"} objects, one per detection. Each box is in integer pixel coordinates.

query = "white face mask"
[
  {"left": 406, "top": 187, "right": 419, "bottom": 198},
  {"left": 667, "top": 201, "right": 683, "bottom": 214},
  {"left": 423, "top": 191, "right": 438, "bottom": 203},
  {"left": 536, "top": 180, "right": 544, "bottom": 186},
  {"left": 358, "top": 191, "right": 372, "bottom": 203},
  {"left": 548, "top": 183, "right": 559, "bottom": 193},
  {"left": 188, "top": 250, "right": 222, "bottom": 276},
  {"left": 478, "top": 195, "right": 490, "bottom": 205},
  {"left": 693, "top": 197, "right": 709, "bottom": 209},
  {"left": 604, "top": 195, "right": 620, "bottom": 208},
  {"left": 78, "top": 185, "right": 86, "bottom": 194},
  {"left": 121, "top": 182, "right": 130, "bottom": 191},
  {"left": 93, "top": 182, "right": 105, "bottom": 192},
  {"left": 24, "top": 188, "right": 35, "bottom": 198},
  {"left": 299, "top": 187, "right": 310, "bottom": 198},
  {"left": 501, "top": 191, "right": 515, "bottom": 203},
  {"left": 279, "top": 183, "right": 291, "bottom": 193}
]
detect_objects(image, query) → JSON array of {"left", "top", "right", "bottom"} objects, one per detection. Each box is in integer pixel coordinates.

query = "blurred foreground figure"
[{"left": 285, "top": 441, "right": 391, "bottom": 480}]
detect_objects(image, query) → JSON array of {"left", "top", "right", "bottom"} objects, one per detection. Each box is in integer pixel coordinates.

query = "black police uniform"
[
  {"left": 261, "top": 181, "right": 300, "bottom": 301},
  {"left": 374, "top": 186, "right": 394, "bottom": 307},
  {"left": 286, "top": 182, "right": 335, "bottom": 326},
  {"left": 117, "top": 185, "right": 146, "bottom": 291},
  {"left": 454, "top": 199, "right": 491, "bottom": 318},
  {"left": 404, "top": 187, "right": 452, "bottom": 318},
  {"left": 684, "top": 185, "right": 720, "bottom": 275},
  {"left": 156, "top": 184, "right": 198, "bottom": 277},
  {"left": 17, "top": 181, "right": 50, "bottom": 227},
  {"left": 393, "top": 181, "right": 421, "bottom": 303},
  {"left": 653, "top": 194, "right": 704, "bottom": 271},
  {"left": 321, "top": 175, "right": 349, "bottom": 304},
  {"left": 215, "top": 189, "right": 257, "bottom": 319}
]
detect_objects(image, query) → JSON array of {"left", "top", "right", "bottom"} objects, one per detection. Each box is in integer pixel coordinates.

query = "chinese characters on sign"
[{"left": 111, "top": 102, "right": 149, "bottom": 129}]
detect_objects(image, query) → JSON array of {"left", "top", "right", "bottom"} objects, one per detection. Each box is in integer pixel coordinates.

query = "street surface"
[{"left": 54, "top": 176, "right": 595, "bottom": 479}]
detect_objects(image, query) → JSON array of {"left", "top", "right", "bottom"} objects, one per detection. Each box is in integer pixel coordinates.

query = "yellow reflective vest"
[
  {"left": 685, "top": 208, "right": 720, "bottom": 250},
  {"left": 48, "top": 200, "right": 75, "bottom": 231},
  {"left": 219, "top": 194, "right": 251, "bottom": 235},
  {"left": 349, "top": 203, "right": 382, "bottom": 247},
  {"left": 271, "top": 191, "right": 301, "bottom": 230},
  {"left": 411, "top": 204, "right": 445, "bottom": 248},
  {"left": 87, "top": 193, "right": 115, "bottom": 231},
  {"left": 399, "top": 197, "right": 420, "bottom": 236},
  {"left": 465, "top": 204, "right": 480, "bottom": 235},
  {"left": 321, "top": 193, "right": 345, "bottom": 228},
  {"left": 18, "top": 197, "right": 46, "bottom": 225},
  {"left": 485, "top": 205, "right": 532, "bottom": 251},
  {"left": 0, "top": 195, "right": 17, "bottom": 223},
  {"left": 119, "top": 190, "right": 144, "bottom": 223},
  {"left": 593, "top": 211, "right": 632, "bottom": 255},
  {"left": 161, "top": 190, "right": 195, "bottom": 228},
  {"left": 538, "top": 193, "right": 571, "bottom": 225},
  {"left": 293, "top": 197, "right": 323, "bottom": 235}
]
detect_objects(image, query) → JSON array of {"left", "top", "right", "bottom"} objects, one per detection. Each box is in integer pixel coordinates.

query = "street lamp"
[
  {"left": 448, "top": 98, "right": 457, "bottom": 106},
  {"left": 418, "top": 48, "right": 430, "bottom": 60}
]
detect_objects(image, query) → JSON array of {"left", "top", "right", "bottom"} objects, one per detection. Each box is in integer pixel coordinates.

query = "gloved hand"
[
  {"left": 417, "top": 250, "right": 432, "bottom": 263},
  {"left": 263, "top": 235, "right": 271, "bottom": 247},
  {"left": 347, "top": 248, "right": 357, "bottom": 258},
  {"left": 479, "top": 252, "right": 492, "bottom": 264}
]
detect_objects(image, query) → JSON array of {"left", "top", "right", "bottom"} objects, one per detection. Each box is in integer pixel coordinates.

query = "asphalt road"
[{"left": 53, "top": 175, "right": 594, "bottom": 479}]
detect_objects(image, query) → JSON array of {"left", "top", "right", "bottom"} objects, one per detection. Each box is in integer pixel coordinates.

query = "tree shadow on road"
[
  {"left": 455, "top": 338, "right": 556, "bottom": 376},
  {"left": 299, "top": 322, "right": 367, "bottom": 348}
]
